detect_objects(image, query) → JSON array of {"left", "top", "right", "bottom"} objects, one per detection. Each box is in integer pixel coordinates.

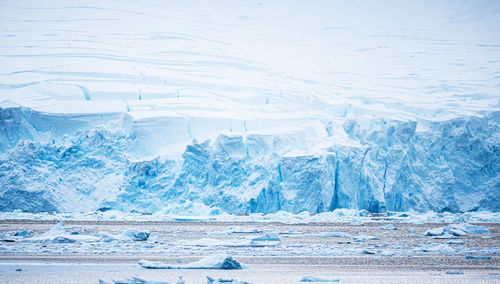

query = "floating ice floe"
[
  {"left": 425, "top": 227, "right": 446, "bottom": 236},
  {"left": 251, "top": 233, "right": 281, "bottom": 242},
  {"left": 302, "top": 232, "right": 351, "bottom": 238},
  {"left": 183, "top": 238, "right": 254, "bottom": 247},
  {"left": 225, "top": 227, "right": 263, "bottom": 234},
  {"left": 13, "top": 230, "right": 32, "bottom": 237},
  {"left": 98, "top": 229, "right": 150, "bottom": 242},
  {"left": 26, "top": 221, "right": 100, "bottom": 243},
  {"left": 206, "top": 276, "right": 250, "bottom": 284},
  {"left": 446, "top": 270, "right": 464, "bottom": 275},
  {"left": 465, "top": 255, "right": 491, "bottom": 260},
  {"left": 139, "top": 254, "right": 243, "bottom": 270},
  {"left": 425, "top": 223, "right": 490, "bottom": 237},
  {"left": 415, "top": 243, "right": 455, "bottom": 254},
  {"left": 432, "top": 233, "right": 457, "bottom": 239},
  {"left": 25, "top": 221, "right": 150, "bottom": 243},
  {"left": 362, "top": 249, "right": 376, "bottom": 255},
  {"left": 458, "top": 224, "right": 490, "bottom": 234},
  {"left": 99, "top": 277, "right": 169, "bottom": 284},
  {"left": 354, "top": 235, "right": 378, "bottom": 242},
  {"left": 300, "top": 276, "right": 340, "bottom": 282},
  {"left": 378, "top": 224, "right": 397, "bottom": 230}
]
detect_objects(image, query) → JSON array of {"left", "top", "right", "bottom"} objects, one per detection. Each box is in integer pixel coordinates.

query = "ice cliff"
[{"left": 0, "top": 106, "right": 498, "bottom": 213}]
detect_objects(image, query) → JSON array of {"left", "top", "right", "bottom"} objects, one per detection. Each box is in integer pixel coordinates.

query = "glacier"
[
  {"left": 0, "top": 106, "right": 498, "bottom": 214},
  {"left": 0, "top": 0, "right": 499, "bottom": 215}
]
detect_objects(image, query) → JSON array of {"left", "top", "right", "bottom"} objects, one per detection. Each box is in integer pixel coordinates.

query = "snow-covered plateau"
[{"left": 0, "top": 0, "right": 499, "bottom": 216}]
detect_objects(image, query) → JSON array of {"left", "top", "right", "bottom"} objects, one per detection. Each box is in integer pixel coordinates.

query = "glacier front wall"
[{"left": 0, "top": 107, "right": 499, "bottom": 214}]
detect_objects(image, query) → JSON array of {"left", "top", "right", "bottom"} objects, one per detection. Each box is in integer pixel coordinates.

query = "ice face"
[
  {"left": 0, "top": 1, "right": 499, "bottom": 215},
  {"left": 0, "top": 106, "right": 498, "bottom": 214}
]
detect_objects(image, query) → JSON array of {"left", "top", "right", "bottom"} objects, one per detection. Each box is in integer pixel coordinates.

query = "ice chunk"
[
  {"left": 425, "top": 227, "right": 445, "bottom": 236},
  {"left": 432, "top": 233, "right": 456, "bottom": 239},
  {"left": 446, "top": 270, "right": 464, "bottom": 275},
  {"left": 456, "top": 224, "right": 490, "bottom": 234},
  {"left": 425, "top": 224, "right": 490, "bottom": 238},
  {"left": 251, "top": 233, "right": 281, "bottom": 241},
  {"left": 206, "top": 276, "right": 250, "bottom": 284},
  {"left": 226, "top": 227, "right": 262, "bottom": 234},
  {"left": 304, "top": 232, "right": 351, "bottom": 238},
  {"left": 447, "top": 240, "right": 465, "bottom": 245},
  {"left": 465, "top": 255, "right": 491, "bottom": 260},
  {"left": 119, "top": 229, "right": 150, "bottom": 241},
  {"left": 320, "top": 232, "right": 350, "bottom": 238},
  {"left": 354, "top": 235, "right": 378, "bottom": 242},
  {"left": 13, "top": 230, "right": 32, "bottom": 237},
  {"left": 188, "top": 254, "right": 242, "bottom": 270},
  {"left": 184, "top": 238, "right": 252, "bottom": 247},
  {"left": 98, "top": 229, "right": 150, "bottom": 242},
  {"left": 138, "top": 260, "right": 170, "bottom": 269},
  {"left": 176, "top": 276, "right": 185, "bottom": 284},
  {"left": 422, "top": 244, "right": 455, "bottom": 253},
  {"left": 139, "top": 254, "right": 242, "bottom": 270},
  {"left": 26, "top": 221, "right": 100, "bottom": 243},
  {"left": 378, "top": 224, "right": 397, "bottom": 230},
  {"left": 99, "top": 277, "right": 169, "bottom": 284},
  {"left": 446, "top": 228, "right": 467, "bottom": 237},
  {"left": 300, "top": 276, "right": 340, "bottom": 282}
]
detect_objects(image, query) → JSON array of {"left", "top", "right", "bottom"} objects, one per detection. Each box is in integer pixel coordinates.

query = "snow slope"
[{"left": 0, "top": 0, "right": 499, "bottom": 214}]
